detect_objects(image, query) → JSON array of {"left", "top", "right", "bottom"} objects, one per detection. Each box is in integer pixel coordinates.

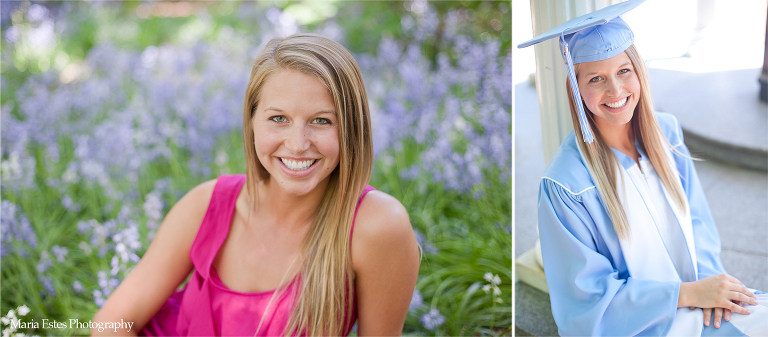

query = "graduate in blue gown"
[{"left": 518, "top": 1, "right": 767, "bottom": 335}]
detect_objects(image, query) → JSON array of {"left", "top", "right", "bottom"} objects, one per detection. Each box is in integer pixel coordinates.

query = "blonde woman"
[
  {"left": 92, "top": 33, "right": 420, "bottom": 336},
  {"left": 519, "top": 1, "right": 766, "bottom": 336}
]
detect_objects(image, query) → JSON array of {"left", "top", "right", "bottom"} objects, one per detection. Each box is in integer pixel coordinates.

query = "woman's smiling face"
[
  {"left": 577, "top": 51, "right": 641, "bottom": 134},
  {"left": 252, "top": 68, "right": 340, "bottom": 196}
]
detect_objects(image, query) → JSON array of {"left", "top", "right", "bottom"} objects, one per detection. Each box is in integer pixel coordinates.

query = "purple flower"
[
  {"left": 0, "top": 201, "right": 38, "bottom": 257},
  {"left": 409, "top": 289, "right": 423, "bottom": 311},
  {"left": 98, "top": 271, "right": 109, "bottom": 289},
  {"left": 93, "top": 289, "right": 106, "bottom": 307},
  {"left": 73, "top": 280, "right": 84, "bottom": 293},
  {"left": 62, "top": 195, "right": 82, "bottom": 212},
  {"left": 97, "top": 269, "right": 120, "bottom": 300},
  {"left": 26, "top": 4, "right": 49, "bottom": 23},
  {"left": 113, "top": 222, "right": 142, "bottom": 263},
  {"left": 0, "top": 150, "right": 36, "bottom": 192},
  {"left": 117, "top": 204, "right": 134, "bottom": 224},
  {"left": 413, "top": 229, "right": 426, "bottom": 247},
  {"left": 419, "top": 308, "right": 445, "bottom": 331},
  {"left": 110, "top": 256, "right": 120, "bottom": 276},
  {"left": 5, "top": 26, "right": 20, "bottom": 43},
  {"left": 153, "top": 177, "right": 172, "bottom": 194},
  {"left": 362, "top": 23, "right": 510, "bottom": 192},
  {"left": 413, "top": 229, "right": 438, "bottom": 255},
  {"left": 51, "top": 245, "right": 68, "bottom": 263},
  {"left": 143, "top": 191, "right": 164, "bottom": 225},
  {"left": 36, "top": 251, "right": 53, "bottom": 273},
  {"left": 77, "top": 219, "right": 95, "bottom": 234},
  {"left": 39, "top": 275, "right": 55, "bottom": 297},
  {"left": 86, "top": 219, "right": 111, "bottom": 248}
]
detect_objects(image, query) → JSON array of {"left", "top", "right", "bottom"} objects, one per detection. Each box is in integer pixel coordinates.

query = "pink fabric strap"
[
  {"left": 189, "top": 174, "right": 246, "bottom": 275},
  {"left": 351, "top": 185, "right": 376, "bottom": 242},
  {"left": 141, "top": 175, "right": 366, "bottom": 336},
  {"left": 180, "top": 174, "right": 246, "bottom": 336}
]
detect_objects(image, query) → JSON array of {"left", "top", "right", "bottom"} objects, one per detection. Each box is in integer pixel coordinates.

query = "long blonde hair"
[
  {"left": 566, "top": 44, "right": 687, "bottom": 241},
  {"left": 242, "top": 33, "right": 373, "bottom": 335}
]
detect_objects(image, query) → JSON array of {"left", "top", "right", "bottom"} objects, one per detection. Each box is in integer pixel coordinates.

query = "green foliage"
[
  {"left": 372, "top": 144, "right": 511, "bottom": 335},
  {"left": 1, "top": 1, "right": 511, "bottom": 335}
]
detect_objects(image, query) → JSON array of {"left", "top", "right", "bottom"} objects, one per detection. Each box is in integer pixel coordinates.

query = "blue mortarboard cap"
[{"left": 517, "top": 0, "right": 645, "bottom": 143}]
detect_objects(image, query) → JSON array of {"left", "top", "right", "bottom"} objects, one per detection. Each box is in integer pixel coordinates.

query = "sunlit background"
[{"left": 514, "top": 1, "right": 768, "bottom": 334}]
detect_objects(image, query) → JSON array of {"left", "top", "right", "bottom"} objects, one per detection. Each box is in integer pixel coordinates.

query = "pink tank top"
[{"left": 140, "top": 174, "right": 374, "bottom": 336}]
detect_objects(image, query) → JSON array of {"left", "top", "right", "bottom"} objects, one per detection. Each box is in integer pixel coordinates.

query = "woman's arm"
[
  {"left": 351, "top": 190, "right": 420, "bottom": 336},
  {"left": 538, "top": 178, "right": 683, "bottom": 336},
  {"left": 539, "top": 177, "right": 758, "bottom": 335},
  {"left": 667, "top": 116, "right": 760, "bottom": 327},
  {"left": 91, "top": 180, "right": 216, "bottom": 335}
]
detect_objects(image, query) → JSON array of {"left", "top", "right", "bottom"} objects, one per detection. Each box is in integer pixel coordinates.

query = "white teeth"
[
  {"left": 280, "top": 158, "right": 316, "bottom": 171},
  {"left": 605, "top": 97, "right": 628, "bottom": 109}
]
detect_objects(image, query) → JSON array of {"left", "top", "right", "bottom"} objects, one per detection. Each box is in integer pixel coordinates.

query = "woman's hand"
[
  {"left": 678, "top": 274, "right": 757, "bottom": 318},
  {"left": 703, "top": 307, "right": 727, "bottom": 328},
  {"left": 702, "top": 300, "right": 748, "bottom": 328}
]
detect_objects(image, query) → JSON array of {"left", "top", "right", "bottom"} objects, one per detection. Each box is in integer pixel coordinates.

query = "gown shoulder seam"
[{"left": 542, "top": 176, "right": 595, "bottom": 195}]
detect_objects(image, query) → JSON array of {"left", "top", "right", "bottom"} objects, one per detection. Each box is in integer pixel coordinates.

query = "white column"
[
  {"left": 685, "top": 0, "right": 715, "bottom": 56},
  {"left": 516, "top": 0, "right": 621, "bottom": 294},
  {"left": 530, "top": 0, "right": 617, "bottom": 165}
]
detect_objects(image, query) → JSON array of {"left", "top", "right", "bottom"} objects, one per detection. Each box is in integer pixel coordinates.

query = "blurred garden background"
[{"left": 0, "top": 1, "right": 511, "bottom": 335}]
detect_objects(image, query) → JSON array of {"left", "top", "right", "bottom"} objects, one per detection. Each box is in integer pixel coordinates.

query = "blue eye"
[
  {"left": 589, "top": 76, "right": 602, "bottom": 83},
  {"left": 618, "top": 69, "right": 630, "bottom": 75},
  {"left": 313, "top": 118, "right": 331, "bottom": 125},
  {"left": 269, "top": 116, "right": 287, "bottom": 123}
]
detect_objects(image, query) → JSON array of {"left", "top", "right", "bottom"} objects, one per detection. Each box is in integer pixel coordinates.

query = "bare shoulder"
[
  {"left": 181, "top": 178, "right": 217, "bottom": 211},
  {"left": 156, "top": 178, "right": 218, "bottom": 239},
  {"left": 146, "top": 178, "right": 216, "bottom": 251},
  {"left": 350, "top": 190, "right": 420, "bottom": 334},
  {"left": 353, "top": 190, "right": 412, "bottom": 242},
  {"left": 144, "top": 177, "right": 218, "bottom": 259},
  {"left": 157, "top": 178, "right": 219, "bottom": 247},
  {"left": 351, "top": 190, "right": 417, "bottom": 270}
]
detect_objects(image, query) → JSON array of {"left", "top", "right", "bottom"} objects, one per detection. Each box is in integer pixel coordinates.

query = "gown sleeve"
[
  {"left": 670, "top": 123, "right": 727, "bottom": 280},
  {"left": 537, "top": 178, "right": 681, "bottom": 336}
]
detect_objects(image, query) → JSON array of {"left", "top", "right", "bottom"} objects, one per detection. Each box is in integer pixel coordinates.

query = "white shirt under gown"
[{"left": 537, "top": 112, "right": 768, "bottom": 336}]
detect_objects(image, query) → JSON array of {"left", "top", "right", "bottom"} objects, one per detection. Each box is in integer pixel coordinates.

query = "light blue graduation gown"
[{"left": 537, "top": 113, "right": 766, "bottom": 336}]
